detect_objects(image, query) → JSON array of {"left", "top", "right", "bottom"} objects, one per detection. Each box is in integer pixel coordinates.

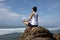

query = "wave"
[
  {"left": 0, "top": 27, "right": 60, "bottom": 35},
  {"left": 46, "top": 26, "right": 60, "bottom": 30},
  {"left": 0, "top": 28, "right": 25, "bottom": 35}
]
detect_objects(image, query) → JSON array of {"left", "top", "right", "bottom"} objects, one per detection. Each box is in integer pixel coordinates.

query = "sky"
[{"left": 0, "top": 0, "right": 60, "bottom": 27}]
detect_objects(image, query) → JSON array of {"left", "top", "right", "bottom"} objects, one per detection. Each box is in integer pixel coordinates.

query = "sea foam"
[
  {"left": 0, "top": 27, "right": 60, "bottom": 35},
  {"left": 0, "top": 28, "right": 25, "bottom": 35}
]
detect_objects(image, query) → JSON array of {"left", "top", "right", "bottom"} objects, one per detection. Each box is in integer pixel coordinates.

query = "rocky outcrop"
[
  {"left": 19, "top": 26, "right": 60, "bottom": 40},
  {"left": 53, "top": 33, "right": 60, "bottom": 40}
]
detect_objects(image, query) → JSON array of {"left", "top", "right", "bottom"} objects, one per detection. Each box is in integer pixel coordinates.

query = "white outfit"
[{"left": 31, "top": 13, "right": 38, "bottom": 25}]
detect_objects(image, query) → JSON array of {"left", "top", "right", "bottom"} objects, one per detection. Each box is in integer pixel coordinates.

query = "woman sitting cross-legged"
[{"left": 23, "top": 7, "right": 38, "bottom": 28}]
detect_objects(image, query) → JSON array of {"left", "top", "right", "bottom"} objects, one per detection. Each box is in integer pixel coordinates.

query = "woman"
[{"left": 23, "top": 7, "right": 38, "bottom": 27}]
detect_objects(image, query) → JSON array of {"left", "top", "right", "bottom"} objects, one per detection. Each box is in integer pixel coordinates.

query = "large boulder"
[
  {"left": 19, "top": 26, "right": 57, "bottom": 40},
  {"left": 53, "top": 33, "right": 60, "bottom": 40}
]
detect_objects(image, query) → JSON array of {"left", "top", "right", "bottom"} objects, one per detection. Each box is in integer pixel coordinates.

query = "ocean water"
[
  {"left": 0, "top": 28, "right": 25, "bottom": 35},
  {"left": 0, "top": 26, "right": 60, "bottom": 40},
  {"left": 0, "top": 33, "right": 22, "bottom": 40},
  {"left": 0, "top": 28, "right": 25, "bottom": 40}
]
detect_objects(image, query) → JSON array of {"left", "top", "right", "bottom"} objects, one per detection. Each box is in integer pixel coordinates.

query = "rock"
[
  {"left": 33, "top": 37, "right": 54, "bottom": 40},
  {"left": 53, "top": 33, "right": 60, "bottom": 40},
  {"left": 19, "top": 26, "right": 58, "bottom": 40}
]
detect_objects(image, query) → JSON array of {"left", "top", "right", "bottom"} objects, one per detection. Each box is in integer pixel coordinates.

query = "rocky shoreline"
[{"left": 19, "top": 26, "right": 60, "bottom": 40}]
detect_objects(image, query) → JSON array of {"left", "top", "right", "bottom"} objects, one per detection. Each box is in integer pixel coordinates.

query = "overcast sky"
[{"left": 0, "top": 0, "right": 60, "bottom": 26}]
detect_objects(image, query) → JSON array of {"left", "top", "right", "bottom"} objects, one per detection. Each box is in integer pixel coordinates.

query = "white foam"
[
  {"left": 0, "top": 27, "right": 60, "bottom": 35},
  {"left": 0, "top": 28, "right": 25, "bottom": 35},
  {"left": 46, "top": 27, "right": 60, "bottom": 30}
]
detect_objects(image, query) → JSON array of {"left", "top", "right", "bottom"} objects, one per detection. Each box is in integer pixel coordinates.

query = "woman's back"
[{"left": 31, "top": 13, "right": 38, "bottom": 25}]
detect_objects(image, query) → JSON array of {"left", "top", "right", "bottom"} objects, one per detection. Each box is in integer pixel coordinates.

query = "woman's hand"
[{"left": 22, "top": 20, "right": 28, "bottom": 22}]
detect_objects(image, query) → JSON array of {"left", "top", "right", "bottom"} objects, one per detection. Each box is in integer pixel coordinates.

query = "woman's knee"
[{"left": 24, "top": 21, "right": 28, "bottom": 25}]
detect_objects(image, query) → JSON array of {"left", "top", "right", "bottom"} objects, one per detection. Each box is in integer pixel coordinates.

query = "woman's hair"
[{"left": 32, "top": 6, "right": 37, "bottom": 12}]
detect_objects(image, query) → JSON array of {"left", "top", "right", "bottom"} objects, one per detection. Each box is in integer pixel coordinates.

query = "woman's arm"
[
  {"left": 28, "top": 13, "right": 35, "bottom": 21},
  {"left": 23, "top": 13, "right": 35, "bottom": 22}
]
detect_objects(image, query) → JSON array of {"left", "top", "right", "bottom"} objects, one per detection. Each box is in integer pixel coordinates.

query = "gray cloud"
[
  {"left": 0, "top": 3, "right": 27, "bottom": 26},
  {"left": 0, "top": 0, "right": 5, "bottom": 2}
]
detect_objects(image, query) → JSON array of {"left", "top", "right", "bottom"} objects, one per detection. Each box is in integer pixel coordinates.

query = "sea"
[{"left": 0, "top": 26, "right": 60, "bottom": 40}]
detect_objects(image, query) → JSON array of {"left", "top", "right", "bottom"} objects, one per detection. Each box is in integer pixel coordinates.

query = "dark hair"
[{"left": 32, "top": 6, "right": 37, "bottom": 12}]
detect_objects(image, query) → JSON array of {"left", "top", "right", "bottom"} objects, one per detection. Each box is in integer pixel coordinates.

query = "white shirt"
[{"left": 31, "top": 13, "right": 38, "bottom": 25}]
